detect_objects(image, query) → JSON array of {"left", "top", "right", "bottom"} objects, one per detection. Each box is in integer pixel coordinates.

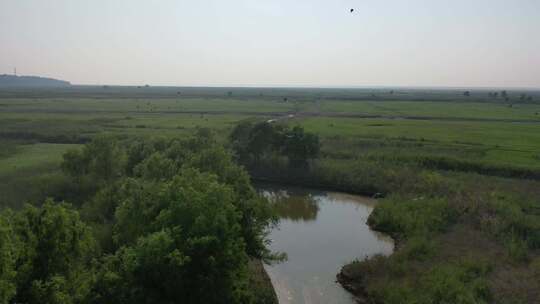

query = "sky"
[{"left": 1, "top": 0, "right": 539, "bottom": 88}]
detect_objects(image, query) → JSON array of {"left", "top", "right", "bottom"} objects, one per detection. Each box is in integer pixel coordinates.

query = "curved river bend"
[{"left": 259, "top": 185, "right": 394, "bottom": 304}]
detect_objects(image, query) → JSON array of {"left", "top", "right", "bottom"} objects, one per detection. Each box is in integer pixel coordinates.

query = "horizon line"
[
  {"left": 70, "top": 83, "right": 540, "bottom": 91},
  {"left": 3, "top": 74, "right": 540, "bottom": 91}
]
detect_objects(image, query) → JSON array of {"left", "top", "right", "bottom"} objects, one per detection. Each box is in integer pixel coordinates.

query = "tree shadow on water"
[{"left": 263, "top": 189, "right": 320, "bottom": 222}]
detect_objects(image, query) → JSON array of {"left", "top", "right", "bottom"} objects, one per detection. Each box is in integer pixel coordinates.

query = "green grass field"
[
  {"left": 319, "top": 100, "right": 540, "bottom": 120},
  {"left": 1, "top": 86, "right": 540, "bottom": 179},
  {"left": 0, "top": 143, "right": 76, "bottom": 176},
  {"left": 299, "top": 117, "right": 540, "bottom": 168},
  {"left": 1, "top": 92, "right": 539, "bottom": 213}
]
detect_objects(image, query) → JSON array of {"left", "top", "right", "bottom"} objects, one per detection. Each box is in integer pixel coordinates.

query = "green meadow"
[
  {"left": 2, "top": 87, "right": 540, "bottom": 199},
  {"left": 0, "top": 143, "right": 74, "bottom": 176}
]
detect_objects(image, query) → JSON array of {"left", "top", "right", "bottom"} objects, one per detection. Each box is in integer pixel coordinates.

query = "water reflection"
[
  {"left": 263, "top": 189, "right": 319, "bottom": 222},
  {"left": 259, "top": 185, "right": 394, "bottom": 304}
]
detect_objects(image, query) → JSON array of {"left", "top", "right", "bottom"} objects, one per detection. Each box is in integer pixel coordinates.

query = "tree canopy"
[
  {"left": 1, "top": 132, "right": 278, "bottom": 304},
  {"left": 230, "top": 121, "right": 320, "bottom": 168}
]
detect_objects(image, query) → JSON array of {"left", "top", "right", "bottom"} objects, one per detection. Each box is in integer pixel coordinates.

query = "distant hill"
[{"left": 0, "top": 74, "right": 71, "bottom": 87}]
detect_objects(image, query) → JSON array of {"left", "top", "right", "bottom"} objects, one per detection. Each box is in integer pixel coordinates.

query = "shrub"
[
  {"left": 532, "top": 257, "right": 540, "bottom": 278},
  {"left": 368, "top": 196, "right": 457, "bottom": 238},
  {"left": 505, "top": 236, "right": 529, "bottom": 262},
  {"left": 482, "top": 195, "right": 540, "bottom": 253},
  {"left": 399, "top": 236, "right": 437, "bottom": 261},
  {"left": 419, "top": 260, "right": 492, "bottom": 304}
]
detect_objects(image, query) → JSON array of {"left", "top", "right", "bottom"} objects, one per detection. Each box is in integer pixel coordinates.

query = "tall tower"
[{"left": 14, "top": 67, "right": 17, "bottom": 76}]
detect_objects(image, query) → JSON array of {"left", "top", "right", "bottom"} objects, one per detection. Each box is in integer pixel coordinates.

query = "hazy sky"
[{"left": 1, "top": 0, "right": 539, "bottom": 87}]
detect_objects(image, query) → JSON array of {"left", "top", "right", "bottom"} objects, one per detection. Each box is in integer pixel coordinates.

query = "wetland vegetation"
[{"left": 1, "top": 86, "right": 540, "bottom": 303}]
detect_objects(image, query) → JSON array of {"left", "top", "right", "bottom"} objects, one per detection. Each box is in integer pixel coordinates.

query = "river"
[{"left": 259, "top": 185, "right": 394, "bottom": 304}]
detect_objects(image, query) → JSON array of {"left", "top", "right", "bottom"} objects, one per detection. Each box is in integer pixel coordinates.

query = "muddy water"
[{"left": 260, "top": 185, "right": 393, "bottom": 304}]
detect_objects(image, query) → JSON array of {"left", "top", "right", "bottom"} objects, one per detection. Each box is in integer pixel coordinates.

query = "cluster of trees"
[
  {"left": 230, "top": 121, "right": 320, "bottom": 168},
  {"left": 0, "top": 130, "right": 278, "bottom": 304},
  {"left": 519, "top": 93, "right": 535, "bottom": 102},
  {"left": 488, "top": 90, "right": 509, "bottom": 100},
  {"left": 0, "top": 200, "right": 95, "bottom": 303},
  {"left": 486, "top": 90, "right": 535, "bottom": 102}
]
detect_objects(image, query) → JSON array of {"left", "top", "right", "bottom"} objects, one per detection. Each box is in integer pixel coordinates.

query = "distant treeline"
[
  {"left": 0, "top": 75, "right": 71, "bottom": 87},
  {"left": 1, "top": 84, "right": 538, "bottom": 104}
]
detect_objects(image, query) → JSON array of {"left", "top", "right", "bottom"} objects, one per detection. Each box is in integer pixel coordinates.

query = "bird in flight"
[{"left": 350, "top": 8, "right": 354, "bottom": 13}]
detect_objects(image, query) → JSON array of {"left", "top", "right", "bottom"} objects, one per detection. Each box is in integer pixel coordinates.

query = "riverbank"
[
  {"left": 336, "top": 221, "right": 402, "bottom": 304},
  {"left": 246, "top": 160, "right": 540, "bottom": 304},
  {"left": 253, "top": 177, "right": 397, "bottom": 303},
  {"left": 260, "top": 185, "right": 393, "bottom": 304},
  {"left": 336, "top": 267, "right": 370, "bottom": 304},
  {"left": 336, "top": 222, "right": 540, "bottom": 304},
  {"left": 249, "top": 259, "right": 279, "bottom": 304},
  {"left": 254, "top": 177, "right": 396, "bottom": 304}
]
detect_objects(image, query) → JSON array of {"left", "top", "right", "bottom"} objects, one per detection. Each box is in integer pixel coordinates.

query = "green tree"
[
  {"left": 0, "top": 212, "right": 17, "bottom": 303},
  {"left": 247, "top": 123, "right": 281, "bottom": 162},
  {"left": 125, "top": 139, "right": 157, "bottom": 175},
  {"left": 113, "top": 179, "right": 162, "bottom": 246},
  {"left": 85, "top": 136, "right": 126, "bottom": 181},
  {"left": 56, "top": 135, "right": 277, "bottom": 303},
  {"left": 95, "top": 170, "right": 253, "bottom": 304},
  {"left": 61, "top": 149, "right": 90, "bottom": 179},
  {"left": 186, "top": 149, "right": 276, "bottom": 258},
  {"left": 62, "top": 135, "right": 125, "bottom": 182},
  {"left": 133, "top": 152, "right": 177, "bottom": 181},
  {"left": 11, "top": 200, "right": 96, "bottom": 304},
  {"left": 282, "top": 126, "right": 320, "bottom": 168},
  {"left": 230, "top": 121, "right": 256, "bottom": 160}
]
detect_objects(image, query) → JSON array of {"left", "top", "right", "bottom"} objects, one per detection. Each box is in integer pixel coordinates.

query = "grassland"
[
  {"left": 1, "top": 86, "right": 539, "bottom": 216},
  {"left": 1, "top": 85, "right": 540, "bottom": 303},
  {"left": 0, "top": 143, "right": 74, "bottom": 176}
]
